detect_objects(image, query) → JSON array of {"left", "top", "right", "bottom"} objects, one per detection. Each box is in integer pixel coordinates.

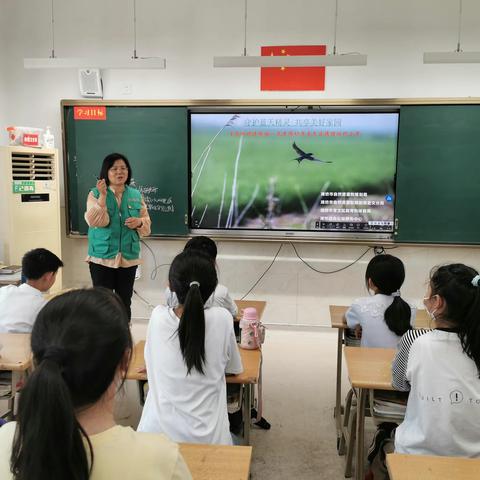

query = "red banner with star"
[{"left": 260, "top": 45, "right": 326, "bottom": 91}]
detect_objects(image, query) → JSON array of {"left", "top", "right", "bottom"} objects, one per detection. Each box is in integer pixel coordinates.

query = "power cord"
[
  {"left": 289, "top": 242, "right": 372, "bottom": 274},
  {"left": 240, "top": 243, "right": 284, "bottom": 300},
  {"left": 140, "top": 240, "right": 170, "bottom": 280},
  {"left": 133, "top": 289, "right": 156, "bottom": 310}
]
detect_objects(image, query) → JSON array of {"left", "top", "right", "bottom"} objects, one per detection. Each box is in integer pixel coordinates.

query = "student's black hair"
[
  {"left": 183, "top": 236, "right": 217, "bottom": 261},
  {"left": 365, "top": 254, "right": 412, "bottom": 336},
  {"left": 10, "top": 288, "right": 132, "bottom": 480},
  {"left": 429, "top": 263, "right": 480, "bottom": 376},
  {"left": 21, "top": 248, "right": 63, "bottom": 280},
  {"left": 169, "top": 250, "right": 218, "bottom": 375},
  {"left": 99, "top": 152, "right": 132, "bottom": 186}
]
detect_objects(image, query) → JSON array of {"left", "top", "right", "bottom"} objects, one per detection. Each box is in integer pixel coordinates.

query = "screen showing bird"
[{"left": 190, "top": 111, "right": 398, "bottom": 237}]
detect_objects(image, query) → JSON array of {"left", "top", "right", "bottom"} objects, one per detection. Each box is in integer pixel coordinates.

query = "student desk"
[
  {"left": 330, "top": 305, "right": 429, "bottom": 449},
  {"left": 386, "top": 453, "right": 480, "bottom": 480},
  {"left": 179, "top": 443, "right": 252, "bottom": 480},
  {"left": 344, "top": 346, "right": 395, "bottom": 480},
  {"left": 234, "top": 300, "right": 266, "bottom": 321},
  {"left": 127, "top": 341, "right": 262, "bottom": 445},
  {"left": 0, "top": 333, "right": 32, "bottom": 418},
  {"left": 0, "top": 272, "right": 22, "bottom": 286}
]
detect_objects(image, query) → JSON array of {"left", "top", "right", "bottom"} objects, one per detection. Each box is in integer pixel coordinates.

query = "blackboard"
[
  {"left": 395, "top": 105, "right": 480, "bottom": 244},
  {"left": 63, "top": 101, "right": 480, "bottom": 244},
  {"left": 63, "top": 105, "right": 188, "bottom": 236}
]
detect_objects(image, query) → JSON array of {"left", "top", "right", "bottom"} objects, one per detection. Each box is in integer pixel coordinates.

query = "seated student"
[
  {"left": 0, "top": 248, "right": 63, "bottom": 333},
  {"left": 138, "top": 250, "right": 243, "bottom": 444},
  {"left": 165, "top": 236, "right": 238, "bottom": 317},
  {"left": 345, "top": 254, "right": 416, "bottom": 348},
  {"left": 368, "top": 264, "right": 480, "bottom": 480},
  {"left": 395, "top": 264, "right": 480, "bottom": 456},
  {"left": 0, "top": 288, "right": 192, "bottom": 480},
  {"left": 167, "top": 237, "right": 270, "bottom": 432}
]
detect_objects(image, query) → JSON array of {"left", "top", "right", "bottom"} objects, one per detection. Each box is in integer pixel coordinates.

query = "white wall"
[
  {"left": 0, "top": 8, "right": 8, "bottom": 146},
  {"left": 2, "top": 0, "right": 480, "bottom": 325},
  {"left": 0, "top": 10, "right": 9, "bottom": 261}
]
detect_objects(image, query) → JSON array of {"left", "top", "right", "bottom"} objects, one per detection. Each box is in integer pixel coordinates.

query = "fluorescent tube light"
[
  {"left": 213, "top": 54, "right": 367, "bottom": 68},
  {"left": 24, "top": 57, "right": 166, "bottom": 69},
  {"left": 423, "top": 51, "right": 480, "bottom": 64}
]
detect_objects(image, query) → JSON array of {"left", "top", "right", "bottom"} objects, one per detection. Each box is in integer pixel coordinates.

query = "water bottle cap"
[{"left": 242, "top": 307, "right": 258, "bottom": 321}]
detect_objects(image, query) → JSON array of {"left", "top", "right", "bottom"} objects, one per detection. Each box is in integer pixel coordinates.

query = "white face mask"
[{"left": 423, "top": 295, "right": 438, "bottom": 320}]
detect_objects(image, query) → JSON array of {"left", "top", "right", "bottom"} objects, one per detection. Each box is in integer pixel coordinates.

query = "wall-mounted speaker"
[{"left": 78, "top": 68, "right": 103, "bottom": 98}]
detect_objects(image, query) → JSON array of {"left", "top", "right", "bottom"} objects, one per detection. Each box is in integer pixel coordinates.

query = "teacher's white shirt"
[
  {"left": 138, "top": 305, "right": 243, "bottom": 445},
  {"left": 0, "top": 283, "right": 46, "bottom": 333}
]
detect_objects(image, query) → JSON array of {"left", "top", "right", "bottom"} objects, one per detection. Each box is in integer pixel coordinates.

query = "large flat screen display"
[{"left": 190, "top": 111, "right": 398, "bottom": 238}]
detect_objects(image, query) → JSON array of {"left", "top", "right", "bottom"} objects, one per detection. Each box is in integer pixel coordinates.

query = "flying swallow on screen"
[{"left": 292, "top": 142, "right": 332, "bottom": 165}]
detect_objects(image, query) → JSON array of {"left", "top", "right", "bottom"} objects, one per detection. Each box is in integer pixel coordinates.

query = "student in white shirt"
[
  {"left": 138, "top": 250, "right": 243, "bottom": 445},
  {"left": 165, "top": 236, "right": 238, "bottom": 317},
  {"left": 369, "top": 264, "right": 480, "bottom": 480},
  {"left": 345, "top": 254, "right": 416, "bottom": 348},
  {"left": 0, "top": 248, "right": 63, "bottom": 333},
  {"left": 395, "top": 263, "right": 480, "bottom": 457},
  {"left": 0, "top": 288, "right": 191, "bottom": 480}
]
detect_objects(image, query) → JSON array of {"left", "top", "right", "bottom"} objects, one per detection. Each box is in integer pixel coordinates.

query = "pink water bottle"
[{"left": 239, "top": 307, "right": 265, "bottom": 349}]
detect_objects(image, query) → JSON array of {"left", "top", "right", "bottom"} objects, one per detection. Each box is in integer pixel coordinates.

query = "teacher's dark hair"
[
  {"left": 365, "top": 254, "right": 412, "bottom": 336},
  {"left": 99, "top": 152, "right": 132, "bottom": 185},
  {"left": 10, "top": 288, "right": 132, "bottom": 480},
  {"left": 169, "top": 250, "right": 218, "bottom": 375}
]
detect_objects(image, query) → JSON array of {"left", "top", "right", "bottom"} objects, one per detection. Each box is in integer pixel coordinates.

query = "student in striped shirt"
[{"left": 368, "top": 263, "right": 480, "bottom": 479}]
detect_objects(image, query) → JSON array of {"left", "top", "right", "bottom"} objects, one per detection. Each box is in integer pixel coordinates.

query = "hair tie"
[
  {"left": 391, "top": 290, "right": 401, "bottom": 297},
  {"left": 189, "top": 281, "right": 200, "bottom": 288},
  {"left": 42, "top": 346, "right": 68, "bottom": 367},
  {"left": 472, "top": 275, "right": 480, "bottom": 287}
]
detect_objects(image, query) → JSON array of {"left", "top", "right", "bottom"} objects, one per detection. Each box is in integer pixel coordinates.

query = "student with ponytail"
[
  {"left": 165, "top": 236, "right": 238, "bottom": 318},
  {"left": 368, "top": 264, "right": 480, "bottom": 480},
  {"left": 138, "top": 250, "right": 243, "bottom": 444},
  {"left": 0, "top": 288, "right": 191, "bottom": 480},
  {"left": 345, "top": 254, "right": 416, "bottom": 348},
  {"left": 394, "top": 263, "right": 480, "bottom": 457}
]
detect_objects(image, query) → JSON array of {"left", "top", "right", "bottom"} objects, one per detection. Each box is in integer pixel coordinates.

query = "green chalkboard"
[
  {"left": 395, "top": 105, "right": 480, "bottom": 244},
  {"left": 63, "top": 105, "right": 188, "bottom": 236}
]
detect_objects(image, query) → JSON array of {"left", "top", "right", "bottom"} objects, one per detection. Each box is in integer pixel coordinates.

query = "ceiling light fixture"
[
  {"left": 213, "top": 0, "right": 367, "bottom": 68},
  {"left": 423, "top": 0, "right": 480, "bottom": 64},
  {"left": 24, "top": 0, "right": 166, "bottom": 69}
]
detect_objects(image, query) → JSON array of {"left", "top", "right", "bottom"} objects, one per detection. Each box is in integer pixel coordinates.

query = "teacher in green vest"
[{"left": 84, "top": 153, "right": 151, "bottom": 321}]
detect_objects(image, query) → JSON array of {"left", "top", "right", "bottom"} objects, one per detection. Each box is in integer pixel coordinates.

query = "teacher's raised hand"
[
  {"left": 96, "top": 178, "right": 107, "bottom": 196},
  {"left": 124, "top": 216, "right": 143, "bottom": 229}
]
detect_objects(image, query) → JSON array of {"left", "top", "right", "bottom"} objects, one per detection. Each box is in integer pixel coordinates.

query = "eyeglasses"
[
  {"left": 109, "top": 167, "right": 128, "bottom": 173},
  {"left": 423, "top": 294, "right": 438, "bottom": 301}
]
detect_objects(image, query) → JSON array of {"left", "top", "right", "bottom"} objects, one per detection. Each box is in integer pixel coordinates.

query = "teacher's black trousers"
[{"left": 89, "top": 263, "right": 137, "bottom": 321}]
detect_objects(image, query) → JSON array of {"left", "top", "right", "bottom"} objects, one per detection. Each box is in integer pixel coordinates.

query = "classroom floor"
[{"left": 116, "top": 325, "right": 374, "bottom": 479}]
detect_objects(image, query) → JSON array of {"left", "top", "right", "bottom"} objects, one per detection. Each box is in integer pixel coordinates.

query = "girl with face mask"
[{"left": 370, "top": 264, "right": 480, "bottom": 480}]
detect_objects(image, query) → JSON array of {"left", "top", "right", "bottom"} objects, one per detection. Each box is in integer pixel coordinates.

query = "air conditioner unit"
[{"left": 0, "top": 146, "right": 62, "bottom": 292}]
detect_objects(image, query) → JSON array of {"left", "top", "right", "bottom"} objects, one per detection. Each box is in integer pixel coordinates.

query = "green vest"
[{"left": 88, "top": 185, "right": 143, "bottom": 260}]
